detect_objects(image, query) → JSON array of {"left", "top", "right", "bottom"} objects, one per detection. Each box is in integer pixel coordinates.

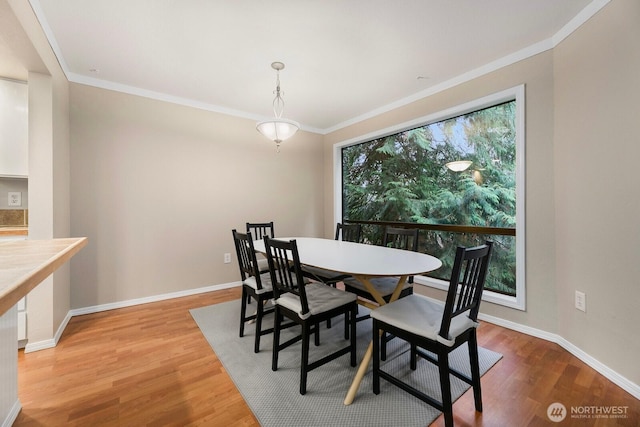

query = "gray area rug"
[{"left": 190, "top": 299, "right": 502, "bottom": 427}]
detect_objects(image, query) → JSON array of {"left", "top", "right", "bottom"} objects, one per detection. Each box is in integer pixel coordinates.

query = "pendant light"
[{"left": 256, "top": 62, "right": 299, "bottom": 151}]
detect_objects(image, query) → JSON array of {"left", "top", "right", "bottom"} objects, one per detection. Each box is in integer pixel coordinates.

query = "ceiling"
[{"left": 3, "top": 0, "right": 603, "bottom": 133}]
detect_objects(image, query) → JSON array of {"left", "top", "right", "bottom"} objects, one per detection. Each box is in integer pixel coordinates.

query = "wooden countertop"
[{"left": 0, "top": 237, "right": 87, "bottom": 316}]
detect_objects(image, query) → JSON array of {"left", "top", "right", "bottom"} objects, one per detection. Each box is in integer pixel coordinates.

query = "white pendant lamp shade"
[
  {"left": 257, "top": 62, "right": 299, "bottom": 151},
  {"left": 256, "top": 117, "right": 299, "bottom": 143}
]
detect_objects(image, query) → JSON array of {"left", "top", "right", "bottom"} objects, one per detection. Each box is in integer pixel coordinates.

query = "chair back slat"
[
  {"left": 383, "top": 226, "right": 419, "bottom": 251},
  {"left": 246, "top": 221, "right": 275, "bottom": 239},
  {"left": 383, "top": 226, "right": 419, "bottom": 283},
  {"left": 263, "top": 237, "right": 310, "bottom": 315},
  {"left": 439, "top": 241, "right": 493, "bottom": 339},
  {"left": 336, "top": 223, "right": 362, "bottom": 243},
  {"left": 232, "top": 229, "right": 265, "bottom": 290}
]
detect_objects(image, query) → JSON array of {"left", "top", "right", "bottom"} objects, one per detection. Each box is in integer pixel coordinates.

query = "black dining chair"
[
  {"left": 263, "top": 236, "right": 358, "bottom": 395},
  {"left": 246, "top": 221, "right": 274, "bottom": 239},
  {"left": 244, "top": 222, "right": 275, "bottom": 305},
  {"left": 342, "top": 226, "right": 418, "bottom": 302},
  {"left": 371, "top": 241, "right": 493, "bottom": 427},
  {"left": 232, "top": 229, "right": 275, "bottom": 353},
  {"left": 342, "top": 226, "right": 419, "bottom": 358},
  {"left": 246, "top": 221, "right": 275, "bottom": 273},
  {"left": 301, "top": 222, "right": 362, "bottom": 331},
  {"left": 336, "top": 222, "right": 362, "bottom": 243}
]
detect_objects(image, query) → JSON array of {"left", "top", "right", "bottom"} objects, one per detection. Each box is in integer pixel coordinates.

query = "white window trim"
[{"left": 333, "top": 85, "right": 526, "bottom": 310}]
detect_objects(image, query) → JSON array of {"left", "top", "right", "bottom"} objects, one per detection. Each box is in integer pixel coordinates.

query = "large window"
[{"left": 334, "top": 86, "right": 525, "bottom": 310}]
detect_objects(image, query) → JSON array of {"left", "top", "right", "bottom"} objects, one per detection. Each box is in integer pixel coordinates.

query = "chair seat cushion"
[
  {"left": 275, "top": 282, "right": 356, "bottom": 320},
  {"left": 343, "top": 276, "right": 411, "bottom": 297},
  {"left": 243, "top": 272, "right": 273, "bottom": 294},
  {"left": 370, "top": 294, "right": 478, "bottom": 347},
  {"left": 301, "top": 265, "right": 349, "bottom": 283}
]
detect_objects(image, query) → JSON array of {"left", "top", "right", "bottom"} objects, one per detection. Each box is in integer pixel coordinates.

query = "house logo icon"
[{"left": 547, "top": 402, "right": 567, "bottom": 422}]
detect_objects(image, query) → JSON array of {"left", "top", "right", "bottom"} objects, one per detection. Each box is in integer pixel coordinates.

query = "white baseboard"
[
  {"left": 68, "top": 281, "right": 241, "bottom": 317},
  {"left": 478, "top": 311, "right": 640, "bottom": 400},
  {"left": 25, "top": 306, "right": 83, "bottom": 353},
  {"left": 24, "top": 338, "right": 56, "bottom": 353},
  {"left": 555, "top": 336, "right": 640, "bottom": 400},
  {"left": 1, "top": 399, "right": 21, "bottom": 427}
]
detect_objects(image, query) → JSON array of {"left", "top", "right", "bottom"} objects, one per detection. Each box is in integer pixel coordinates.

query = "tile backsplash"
[{"left": 0, "top": 209, "right": 28, "bottom": 226}]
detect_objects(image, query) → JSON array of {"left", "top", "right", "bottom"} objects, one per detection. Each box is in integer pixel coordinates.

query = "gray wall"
[
  {"left": 324, "top": 0, "right": 639, "bottom": 386},
  {"left": 69, "top": 83, "right": 325, "bottom": 308},
  {"left": 553, "top": 0, "right": 640, "bottom": 386}
]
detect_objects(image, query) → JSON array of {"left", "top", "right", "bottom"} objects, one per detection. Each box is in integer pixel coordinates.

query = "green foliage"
[{"left": 342, "top": 101, "right": 518, "bottom": 295}]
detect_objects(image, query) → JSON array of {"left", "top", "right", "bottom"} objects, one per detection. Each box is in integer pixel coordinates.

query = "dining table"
[{"left": 252, "top": 236, "right": 442, "bottom": 405}]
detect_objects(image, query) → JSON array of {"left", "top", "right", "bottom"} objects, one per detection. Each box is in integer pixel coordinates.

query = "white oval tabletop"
[{"left": 253, "top": 237, "right": 442, "bottom": 277}]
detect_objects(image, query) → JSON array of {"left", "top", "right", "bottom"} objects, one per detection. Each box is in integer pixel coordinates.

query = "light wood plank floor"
[{"left": 14, "top": 287, "right": 639, "bottom": 426}]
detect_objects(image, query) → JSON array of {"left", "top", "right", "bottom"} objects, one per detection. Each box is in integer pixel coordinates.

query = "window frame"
[{"left": 333, "top": 85, "right": 526, "bottom": 310}]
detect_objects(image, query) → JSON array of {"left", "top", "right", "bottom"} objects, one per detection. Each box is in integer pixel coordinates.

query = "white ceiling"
[{"left": 5, "top": 0, "right": 606, "bottom": 133}]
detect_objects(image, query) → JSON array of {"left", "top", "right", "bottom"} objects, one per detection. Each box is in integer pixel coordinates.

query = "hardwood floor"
[{"left": 15, "top": 287, "right": 639, "bottom": 426}]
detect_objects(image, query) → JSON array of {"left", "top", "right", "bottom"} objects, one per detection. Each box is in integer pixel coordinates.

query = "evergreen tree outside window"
[{"left": 337, "top": 86, "right": 525, "bottom": 309}]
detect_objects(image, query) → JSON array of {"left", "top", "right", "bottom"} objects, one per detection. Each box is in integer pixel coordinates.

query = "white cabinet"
[
  {"left": 1, "top": 235, "right": 28, "bottom": 344},
  {"left": 17, "top": 297, "right": 26, "bottom": 342},
  {"left": 0, "top": 79, "right": 28, "bottom": 177}
]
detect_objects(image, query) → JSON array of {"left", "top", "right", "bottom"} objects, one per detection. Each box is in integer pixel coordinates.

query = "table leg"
[
  {"left": 344, "top": 341, "right": 373, "bottom": 405},
  {"left": 343, "top": 274, "right": 409, "bottom": 405},
  {"left": 388, "top": 275, "right": 408, "bottom": 303}
]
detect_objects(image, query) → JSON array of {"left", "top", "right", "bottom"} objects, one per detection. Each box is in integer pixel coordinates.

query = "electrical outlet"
[
  {"left": 8, "top": 192, "right": 21, "bottom": 207},
  {"left": 575, "top": 290, "right": 586, "bottom": 312},
  {"left": 224, "top": 253, "right": 231, "bottom": 264}
]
